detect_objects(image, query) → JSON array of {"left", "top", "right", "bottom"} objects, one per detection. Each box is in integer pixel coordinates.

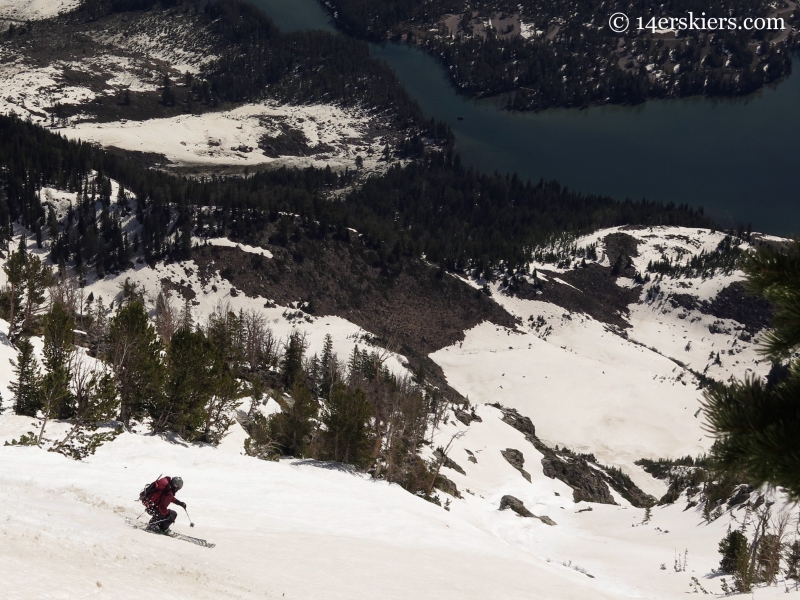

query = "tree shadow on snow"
[{"left": 289, "top": 459, "right": 362, "bottom": 476}]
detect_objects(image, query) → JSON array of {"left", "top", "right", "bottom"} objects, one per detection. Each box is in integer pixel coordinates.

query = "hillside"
[
  {"left": 2, "top": 213, "right": 797, "bottom": 598},
  {"left": 0, "top": 2, "right": 798, "bottom": 596},
  {"left": 0, "top": 0, "right": 445, "bottom": 177}
]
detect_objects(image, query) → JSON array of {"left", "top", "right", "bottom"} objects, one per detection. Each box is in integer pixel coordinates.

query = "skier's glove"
[{"left": 176, "top": 500, "right": 187, "bottom": 509}]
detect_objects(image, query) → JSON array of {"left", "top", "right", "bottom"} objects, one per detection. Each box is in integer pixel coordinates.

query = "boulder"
[
  {"left": 499, "top": 495, "right": 556, "bottom": 525},
  {"left": 541, "top": 456, "right": 615, "bottom": 505},
  {"left": 499, "top": 495, "right": 534, "bottom": 517},
  {"left": 501, "top": 448, "right": 532, "bottom": 482},
  {"left": 727, "top": 484, "right": 754, "bottom": 507},
  {"left": 434, "top": 473, "right": 462, "bottom": 499}
]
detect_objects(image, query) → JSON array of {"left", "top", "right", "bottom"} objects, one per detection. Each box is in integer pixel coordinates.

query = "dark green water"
[{"left": 251, "top": 0, "right": 800, "bottom": 235}]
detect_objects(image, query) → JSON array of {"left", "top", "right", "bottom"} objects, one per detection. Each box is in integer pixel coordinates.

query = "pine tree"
[
  {"left": 274, "top": 382, "right": 318, "bottom": 458},
  {"left": 21, "top": 253, "right": 51, "bottom": 333},
  {"left": 281, "top": 331, "right": 307, "bottom": 390},
  {"left": 703, "top": 239, "right": 800, "bottom": 499},
  {"left": 42, "top": 302, "right": 75, "bottom": 419},
  {"left": 201, "top": 364, "right": 241, "bottom": 445},
  {"left": 786, "top": 540, "right": 800, "bottom": 582},
  {"left": 320, "top": 383, "right": 373, "bottom": 466},
  {"left": 2, "top": 242, "right": 26, "bottom": 339},
  {"left": 10, "top": 337, "right": 42, "bottom": 416},
  {"left": 106, "top": 301, "right": 163, "bottom": 426},
  {"left": 156, "top": 327, "right": 221, "bottom": 439},
  {"left": 718, "top": 529, "right": 748, "bottom": 574},
  {"left": 319, "top": 333, "right": 338, "bottom": 398},
  {"left": 52, "top": 371, "right": 119, "bottom": 459}
]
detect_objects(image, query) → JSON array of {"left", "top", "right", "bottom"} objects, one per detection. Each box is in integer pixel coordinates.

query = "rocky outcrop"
[
  {"left": 727, "top": 484, "right": 754, "bottom": 507},
  {"left": 492, "top": 403, "right": 656, "bottom": 507},
  {"left": 501, "top": 448, "right": 532, "bottom": 482},
  {"left": 434, "top": 473, "right": 462, "bottom": 498},
  {"left": 454, "top": 408, "right": 483, "bottom": 426},
  {"left": 434, "top": 449, "right": 467, "bottom": 476},
  {"left": 496, "top": 406, "right": 536, "bottom": 440},
  {"left": 541, "top": 455, "right": 616, "bottom": 505},
  {"left": 499, "top": 495, "right": 556, "bottom": 525}
]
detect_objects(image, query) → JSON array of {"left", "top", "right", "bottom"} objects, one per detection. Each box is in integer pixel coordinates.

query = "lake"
[{"left": 251, "top": 0, "right": 799, "bottom": 235}]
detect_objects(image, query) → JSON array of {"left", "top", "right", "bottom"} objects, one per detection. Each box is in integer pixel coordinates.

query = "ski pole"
[{"left": 183, "top": 506, "right": 195, "bottom": 528}]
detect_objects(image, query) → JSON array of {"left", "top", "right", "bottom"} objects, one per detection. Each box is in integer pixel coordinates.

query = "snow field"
[
  {"left": 431, "top": 314, "right": 709, "bottom": 495},
  {"left": 430, "top": 227, "right": 775, "bottom": 493},
  {"left": 0, "top": 215, "right": 796, "bottom": 599},
  {"left": 64, "top": 102, "right": 389, "bottom": 173},
  {"left": 0, "top": 428, "right": 623, "bottom": 600},
  {"left": 425, "top": 404, "right": 797, "bottom": 599}
]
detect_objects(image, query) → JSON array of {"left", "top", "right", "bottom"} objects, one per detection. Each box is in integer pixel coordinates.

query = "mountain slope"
[{"left": 0, "top": 429, "right": 623, "bottom": 600}]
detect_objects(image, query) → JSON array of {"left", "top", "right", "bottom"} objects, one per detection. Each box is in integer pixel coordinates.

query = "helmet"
[{"left": 171, "top": 476, "right": 184, "bottom": 491}]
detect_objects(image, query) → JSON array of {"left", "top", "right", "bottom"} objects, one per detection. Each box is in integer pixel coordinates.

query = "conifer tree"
[
  {"left": 703, "top": 239, "right": 800, "bottom": 498},
  {"left": 281, "top": 331, "right": 307, "bottom": 390},
  {"left": 10, "top": 337, "right": 42, "bottom": 416},
  {"left": 320, "top": 382, "right": 373, "bottom": 466},
  {"left": 319, "top": 333, "right": 338, "bottom": 398},
  {"left": 2, "top": 242, "right": 26, "bottom": 339},
  {"left": 21, "top": 253, "right": 51, "bottom": 333},
  {"left": 201, "top": 364, "right": 241, "bottom": 445},
  {"left": 156, "top": 327, "right": 221, "bottom": 439},
  {"left": 107, "top": 301, "right": 163, "bottom": 426},
  {"left": 718, "top": 529, "right": 749, "bottom": 574},
  {"left": 276, "top": 382, "right": 318, "bottom": 458},
  {"left": 42, "top": 302, "right": 75, "bottom": 419}
]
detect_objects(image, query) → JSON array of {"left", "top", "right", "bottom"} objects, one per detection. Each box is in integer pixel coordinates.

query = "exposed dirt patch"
[
  {"left": 667, "top": 282, "right": 772, "bottom": 334},
  {"left": 516, "top": 264, "right": 641, "bottom": 328},
  {"left": 192, "top": 232, "right": 516, "bottom": 398},
  {"left": 703, "top": 282, "right": 773, "bottom": 334},
  {"left": 258, "top": 120, "right": 336, "bottom": 158}
]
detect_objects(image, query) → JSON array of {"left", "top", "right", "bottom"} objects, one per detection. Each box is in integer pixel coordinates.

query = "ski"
[{"left": 124, "top": 517, "right": 216, "bottom": 549}]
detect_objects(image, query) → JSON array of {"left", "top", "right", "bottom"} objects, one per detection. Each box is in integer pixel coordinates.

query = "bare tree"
[
  {"left": 426, "top": 430, "right": 465, "bottom": 497},
  {"left": 241, "top": 309, "right": 277, "bottom": 372},
  {"left": 154, "top": 285, "right": 178, "bottom": 343}
]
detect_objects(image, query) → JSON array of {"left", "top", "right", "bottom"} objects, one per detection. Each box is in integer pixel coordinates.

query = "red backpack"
[{"left": 138, "top": 475, "right": 163, "bottom": 507}]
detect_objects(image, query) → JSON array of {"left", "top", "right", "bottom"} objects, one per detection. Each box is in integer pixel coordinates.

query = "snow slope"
[
  {"left": 431, "top": 227, "right": 774, "bottom": 494},
  {"left": 0, "top": 428, "right": 624, "bottom": 600},
  {"left": 64, "top": 102, "right": 391, "bottom": 172},
  {"left": 1, "top": 220, "right": 796, "bottom": 599},
  {"left": 425, "top": 403, "right": 797, "bottom": 599}
]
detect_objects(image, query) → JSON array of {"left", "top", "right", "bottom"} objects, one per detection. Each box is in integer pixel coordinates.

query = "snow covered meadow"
[{"left": 0, "top": 3, "right": 394, "bottom": 176}]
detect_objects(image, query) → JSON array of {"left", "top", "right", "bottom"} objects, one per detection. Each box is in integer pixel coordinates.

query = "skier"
[{"left": 142, "top": 476, "right": 186, "bottom": 533}]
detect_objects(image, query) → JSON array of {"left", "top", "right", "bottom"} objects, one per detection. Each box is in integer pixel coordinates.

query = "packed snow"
[
  {"left": 0, "top": 0, "right": 79, "bottom": 21},
  {"left": 0, "top": 421, "right": 633, "bottom": 600}
]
